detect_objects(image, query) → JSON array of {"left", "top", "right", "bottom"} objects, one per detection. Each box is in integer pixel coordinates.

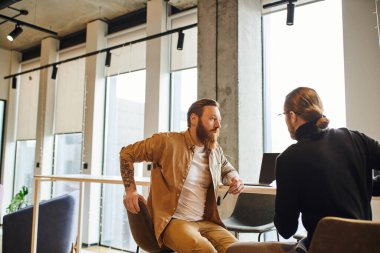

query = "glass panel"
[
  {"left": 170, "top": 68, "right": 197, "bottom": 132},
  {"left": 263, "top": 0, "right": 345, "bottom": 153},
  {"left": 53, "top": 133, "right": 82, "bottom": 196},
  {"left": 101, "top": 70, "right": 146, "bottom": 251},
  {"left": 14, "top": 140, "right": 36, "bottom": 204}
]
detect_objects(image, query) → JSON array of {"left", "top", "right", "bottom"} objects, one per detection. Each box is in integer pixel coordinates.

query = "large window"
[
  {"left": 52, "top": 133, "right": 82, "bottom": 196},
  {"left": 13, "top": 140, "right": 36, "bottom": 204},
  {"left": 263, "top": 0, "right": 345, "bottom": 152},
  {"left": 170, "top": 68, "right": 197, "bottom": 131},
  {"left": 101, "top": 70, "right": 146, "bottom": 251}
]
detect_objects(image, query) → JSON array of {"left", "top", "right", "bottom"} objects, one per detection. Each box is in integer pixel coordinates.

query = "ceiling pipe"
[
  {"left": 4, "top": 22, "right": 197, "bottom": 80},
  {"left": 0, "top": 13, "right": 58, "bottom": 36},
  {"left": 263, "top": 0, "right": 297, "bottom": 9},
  {"left": 0, "top": 7, "right": 28, "bottom": 25}
]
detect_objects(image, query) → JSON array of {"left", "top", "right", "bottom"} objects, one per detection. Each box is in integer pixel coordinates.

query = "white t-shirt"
[{"left": 173, "top": 146, "right": 212, "bottom": 221}]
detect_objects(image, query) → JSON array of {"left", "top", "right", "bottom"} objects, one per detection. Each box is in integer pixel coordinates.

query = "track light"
[
  {"left": 286, "top": 1, "right": 295, "bottom": 26},
  {"left": 177, "top": 31, "right": 185, "bottom": 50},
  {"left": 12, "top": 77, "right": 17, "bottom": 89},
  {"left": 105, "top": 51, "right": 112, "bottom": 67},
  {"left": 51, "top": 65, "right": 58, "bottom": 80},
  {"left": 7, "top": 24, "right": 23, "bottom": 41},
  {"left": 262, "top": 0, "right": 297, "bottom": 26}
]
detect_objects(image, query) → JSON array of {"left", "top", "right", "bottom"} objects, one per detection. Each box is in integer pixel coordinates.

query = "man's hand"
[
  {"left": 123, "top": 189, "right": 147, "bottom": 214},
  {"left": 228, "top": 177, "right": 244, "bottom": 195}
]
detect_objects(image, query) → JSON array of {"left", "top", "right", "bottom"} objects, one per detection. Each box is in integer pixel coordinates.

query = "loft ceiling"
[
  {"left": 0, "top": 0, "right": 320, "bottom": 53},
  {"left": 0, "top": 0, "right": 197, "bottom": 52}
]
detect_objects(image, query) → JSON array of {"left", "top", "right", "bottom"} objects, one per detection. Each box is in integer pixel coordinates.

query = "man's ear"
[
  {"left": 190, "top": 113, "right": 198, "bottom": 127},
  {"left": 289, "top": 111, "right": 297, "bottom": 123}
]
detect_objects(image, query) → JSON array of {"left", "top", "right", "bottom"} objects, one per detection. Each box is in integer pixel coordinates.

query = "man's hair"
[
  {"left": 187, "top": 98, "right": 219, "bottom": 127},
  {"left": 285, "top": 87, "right": 330, "bottom": 129}
]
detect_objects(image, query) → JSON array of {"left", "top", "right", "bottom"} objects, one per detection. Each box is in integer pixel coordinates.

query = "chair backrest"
[
  {"left": 308, "top": 216, "right": 380, "bottom": 253},
  {"left": 2, "top": 191, "right": 79, "bottom": 253},
  {"left": 127, "top": 200, "right": 171, "bottom": 253},
  {"left": 230, "top": 193, "right": 276, "bottom": 226}
]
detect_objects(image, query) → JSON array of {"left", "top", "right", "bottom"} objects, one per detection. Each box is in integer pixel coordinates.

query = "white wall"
[
  {"left": 342, "top": 0, "right": 380, "bottom": 220},
  {"left": 0, "top": 48, "right": 11, "bottom": 100},
  {"left": 343, "top": 0, "right": 380, "bottom": 140}
]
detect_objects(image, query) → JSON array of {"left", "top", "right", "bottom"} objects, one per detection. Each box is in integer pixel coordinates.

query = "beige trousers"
[{"left": 162, "top": 219, "right": 238, "bottom": 253}]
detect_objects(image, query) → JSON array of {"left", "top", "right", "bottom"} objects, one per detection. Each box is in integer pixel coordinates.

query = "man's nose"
[{"left": 215, "top": 120, "right": 221, "bottom": 128}]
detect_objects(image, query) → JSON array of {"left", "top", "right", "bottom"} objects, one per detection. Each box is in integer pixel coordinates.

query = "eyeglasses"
[
  {"left": 277, "top": 111, "right": 300, "bottom": 116},
  {"left": 277, "top": 112, "right": 289, "bottom": 116}
]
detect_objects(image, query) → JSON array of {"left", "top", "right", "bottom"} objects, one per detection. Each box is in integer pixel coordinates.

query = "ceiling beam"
[{"left": 0, "top": 0, "right": 22, "bottom": 10}]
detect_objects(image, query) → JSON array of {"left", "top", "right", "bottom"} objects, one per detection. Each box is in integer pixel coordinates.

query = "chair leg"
[
  {"left": 258, "top": 230, "right": 280, "bottom": 242},
  {"left": 136, "top": 245, "right": 140, "bottom": 253}
]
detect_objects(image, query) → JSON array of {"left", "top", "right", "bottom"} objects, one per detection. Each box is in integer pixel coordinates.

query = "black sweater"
[{"left": 274, "top": 121, "right": 380, "bottom": 248}]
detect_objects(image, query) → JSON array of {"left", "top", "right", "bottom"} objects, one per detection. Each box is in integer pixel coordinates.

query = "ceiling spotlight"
[
  {"left": 12, "top": 77, "right": 17, "bottom": 89},
  {"left": 262, "top": 0, "right": 297, "bottom": 26},
  {"left": 51, "top": 65, "right": 58, "bottom": 80},
  {"left": 105, "top": 50, "right": 112, "bottom": 67},
  {"left": 177, "top": 31, "right": 185, "bottom": 50},
  {"left": 7, "top": 24, "right": 23, "bottom": 41},
  {"left": 287, "top": 1, "right": 295, "bottom": 26}
]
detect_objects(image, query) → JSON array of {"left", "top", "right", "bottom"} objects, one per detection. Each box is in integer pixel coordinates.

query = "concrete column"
[
  {"left": 144, "top": 0, "right": 170, "bottom": 138},
  {"left": 198, "top": 0, "right": 263, "bottom": 182},
  {"left": 1, "top": 51, "right": 21, "bottom": 219},
  {"left": 198, "top": 0, "right": 217, "bottom": 100},
  {"left": 34, "top": 37, "right": 59, "bottom": 199},
  {"left": 81, "top": 19, "right": 107, "bottom": 245}
]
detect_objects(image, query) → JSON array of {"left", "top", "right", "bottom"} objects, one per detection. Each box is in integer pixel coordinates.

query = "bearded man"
[{"left": 120, "top": 98, "right": 244, "bottom": 253}]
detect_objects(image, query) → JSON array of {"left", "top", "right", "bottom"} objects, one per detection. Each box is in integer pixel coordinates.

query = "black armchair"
[{"left": 2, "top": 191, "right": 78, "bottom": 253}]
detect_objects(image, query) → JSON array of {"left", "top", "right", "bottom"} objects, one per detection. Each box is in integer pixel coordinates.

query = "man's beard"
[{"left": 196, "top": 120, "right": 219, "bottom": 151}]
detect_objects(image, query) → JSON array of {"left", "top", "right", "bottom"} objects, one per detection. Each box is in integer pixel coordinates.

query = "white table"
[
  {"left": 31, "top": 174, "right": 378, "bottom": 253},
  {"left": 31, "top": 174, "right": 275, "bottom": 253}
]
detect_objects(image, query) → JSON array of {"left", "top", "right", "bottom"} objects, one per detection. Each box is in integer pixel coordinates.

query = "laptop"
[{"left": 245, "top": 153, "right": 279, "bottom": 187}]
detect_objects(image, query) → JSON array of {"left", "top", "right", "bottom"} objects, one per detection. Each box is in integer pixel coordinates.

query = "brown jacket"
[{"left": 120, "top": 130, "right": 239, "bottom": 245}]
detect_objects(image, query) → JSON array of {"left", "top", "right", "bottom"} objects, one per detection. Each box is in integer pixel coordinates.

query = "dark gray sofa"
[{"left": 2, "top": 191, "right": 78, "bottom": 253}]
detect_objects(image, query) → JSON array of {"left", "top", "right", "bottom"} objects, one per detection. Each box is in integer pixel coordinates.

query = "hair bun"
[{"left": 316, "top": 116, "right": 329, "bottom": 129}]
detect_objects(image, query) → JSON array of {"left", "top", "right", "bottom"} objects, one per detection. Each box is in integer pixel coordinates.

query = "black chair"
[
  {"left": 126, "top": 199, "right": 174, "bottom": 253},
  {"left": 223, "top": 193, "right": 279, "bottom": 242},
  {"left": 2, "top": 191, "right": 78, "bottom": 253}
]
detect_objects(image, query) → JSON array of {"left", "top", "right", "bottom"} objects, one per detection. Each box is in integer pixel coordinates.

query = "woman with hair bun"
[{"left": 274, "top": 87, "right": 380, "bottom": 252}]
